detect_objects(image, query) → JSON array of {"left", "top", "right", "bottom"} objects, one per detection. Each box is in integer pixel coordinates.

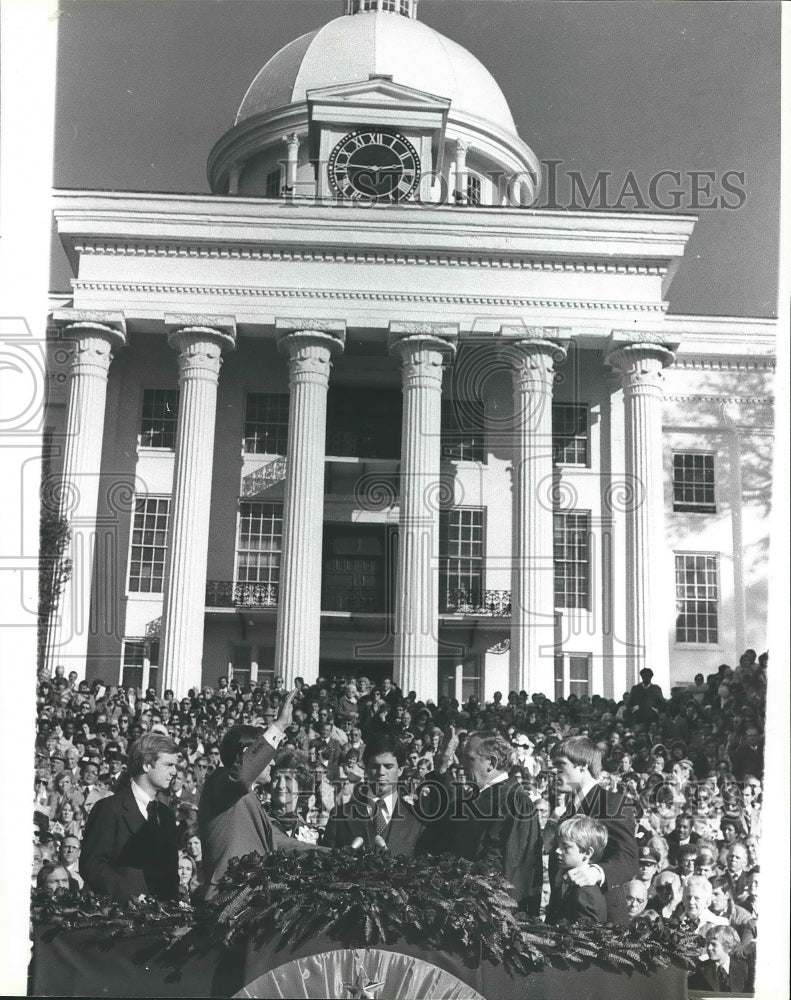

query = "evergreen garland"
[{"left": 32, "top": 850, "right": 699, "bottom": 978}]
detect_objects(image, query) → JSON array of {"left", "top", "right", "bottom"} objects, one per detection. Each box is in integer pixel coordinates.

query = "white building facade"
[{"left": 45, "top": 1, "right": 775, "bottom": 702}]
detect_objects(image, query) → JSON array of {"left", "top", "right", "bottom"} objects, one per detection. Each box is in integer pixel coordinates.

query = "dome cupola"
[
  {"left": 208, "top": 5, "right": 540, "bottom": 206},
  {"left": 345, "top": 0, "right": 418, "bottom": 17}
]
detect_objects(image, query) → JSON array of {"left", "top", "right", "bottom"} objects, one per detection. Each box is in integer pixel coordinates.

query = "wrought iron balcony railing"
[
  {"left": 206, "top": 580, "right": 279, "bottom": 608},
  {"left": 441, "top": 589, "right": 512, "bottom": 617},
  {"left": 241, "top": 457, "right": 287, "bottom": 497},
  {"left": 206, "top": 582, "right": 510, "bottom": 616}
]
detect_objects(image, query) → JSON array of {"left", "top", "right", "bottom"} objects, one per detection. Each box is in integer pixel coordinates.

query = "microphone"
[
  {"left": 350, "top": 837, "right": 365, "bottom": 850},
  {"left": 373, "top": 835, "right": 388, "bottom": 850}
]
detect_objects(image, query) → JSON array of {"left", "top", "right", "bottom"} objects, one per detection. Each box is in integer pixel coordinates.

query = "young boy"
[
  {"left": 547, "top": 815, "right": 609, "bottom": 924},
  {"left": 689, "top": 925, "right": 750, "bottom": 993}
]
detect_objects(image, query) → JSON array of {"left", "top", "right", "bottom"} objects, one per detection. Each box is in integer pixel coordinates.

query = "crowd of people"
[{"left": 32, "top": 649, "right": 767, "bottom": 991}]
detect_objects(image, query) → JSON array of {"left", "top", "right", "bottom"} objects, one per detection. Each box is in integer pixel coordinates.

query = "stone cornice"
[
  {"left": 665, "top": 394, "right": 773, "bottom": 405},
  {"left": 662, "top": 313, "right": 778, "bottom": 340},
  {"left": 71, "top": 279, "right": 667, "bottom": 314},
  {"left": 53, "top": 190, "right": 696, "bottom": 267},
  {"left": 69, "top": 239, "right": 669, "bottom": 276},
  {"left": 672, "top": 355, "right": 776, "bottom": 372}
]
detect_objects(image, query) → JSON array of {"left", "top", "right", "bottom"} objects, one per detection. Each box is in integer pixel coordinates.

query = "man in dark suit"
[
  {"left": 627, "top": 668, "right": 665, "bottom": 726},
  {"left": 419, "top": 729, "right": 543, "bottom": 914},
  {"left": 79, "top": 733, "right": 180, "bottom": 902},
  {"left": 666, "top": 812, "right": 699, "bottom": 868},
  {"left": 548, "top": 736, "right": 639, "bottom": 926},
  {"left": 322, "top": 734, "right": 424, "bottom": 857},
  {"left": 199, "top": 691, "right": 318, "bottom": 901}
]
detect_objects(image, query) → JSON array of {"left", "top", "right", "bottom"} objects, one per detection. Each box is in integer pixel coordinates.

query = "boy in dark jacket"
[{"left": 547, "top": 815, "right": 609, "bottom": 924}]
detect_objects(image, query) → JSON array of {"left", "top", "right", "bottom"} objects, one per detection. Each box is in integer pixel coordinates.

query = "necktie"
[
  {"left": 718, "top": 966, "right": 729, "bottom": 991},
  {"left": 374, "top": 798, "right": 388, "bottom": 835},
  {"left": 147, "top": 800, "right": 159, "bottom": 826}
]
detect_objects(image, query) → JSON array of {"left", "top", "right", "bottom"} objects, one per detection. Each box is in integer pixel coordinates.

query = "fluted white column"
[
  {"left": 46, "top": 312, "right": 126, "bottom": 676},
  {"left": 274, "top": 320, "right": 345, "bottom": 686},
  {"left": 607, "top": 339, "right": 674, "bottom": 693},
  {"left": 506, "top": 331, "right": 566, "bottom": 697},
  {"left": 389, "top": 323, "right": 457, "bottom": 701},
  {"left": 161, "top": 317, "right": 236, "bottom": 696}
]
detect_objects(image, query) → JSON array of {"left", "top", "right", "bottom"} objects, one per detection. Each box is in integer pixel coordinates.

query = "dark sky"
[{"left": 52, "top": 0, "right": 780, "bottom": 317}]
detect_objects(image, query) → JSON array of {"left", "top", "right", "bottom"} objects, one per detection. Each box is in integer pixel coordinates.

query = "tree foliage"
[{"left": 37, "top": 500, "right": 72, "bottom": 680}]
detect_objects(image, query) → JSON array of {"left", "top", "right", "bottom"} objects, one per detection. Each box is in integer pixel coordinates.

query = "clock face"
[{"left": 329, "top": 129, "right": 420, "bottom": 203}]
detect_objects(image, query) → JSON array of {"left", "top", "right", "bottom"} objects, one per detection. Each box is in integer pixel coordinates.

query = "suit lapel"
[
  {"left": 121, "top": 784, "right": 146, "bottom": 837},
  {"left": 384, "top": 794, "right": 411, "bottom": 850}
]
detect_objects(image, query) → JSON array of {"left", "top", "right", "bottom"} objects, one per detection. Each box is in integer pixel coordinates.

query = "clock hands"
[
  {"left": 350, "top": 165, "right": 402, "bottom": 174},
  {"left": 329, "top": 130, "right": 419, "bottom": 200}
]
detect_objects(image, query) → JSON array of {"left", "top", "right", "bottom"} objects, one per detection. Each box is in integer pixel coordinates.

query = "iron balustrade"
[
  {"left": 206, "top": 581, "right": 510, "bottom": 616},
  {"left": 442, "top": 589, "right": 512, "bottom": 616},
  {"left": 241, "top": 456, "right": 287, "bottom": 497},
  {"left": 206, "top": 580, "right": 279, "bottom": 608}
]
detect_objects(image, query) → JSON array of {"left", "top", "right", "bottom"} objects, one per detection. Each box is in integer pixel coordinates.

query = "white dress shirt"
[
  {"left": 131, "top": 778, "right": 155, "bottom": 820},
  {"left": 375, "top": 790, "right": 398, "bottom": 826}
]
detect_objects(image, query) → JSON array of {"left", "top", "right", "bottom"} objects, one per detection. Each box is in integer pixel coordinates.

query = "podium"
[{"left": 30, "top": 925, "right": 687, "bottom": 999}]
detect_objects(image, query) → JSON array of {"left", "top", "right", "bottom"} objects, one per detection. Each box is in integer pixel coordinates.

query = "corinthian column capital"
[
  {"left": 388, "top": 323, "right": 457, "bottom": 388},
  {"left": 53, "top": 310, "right": 127, "bottom": 379},
  {"left": 505, "top": 335, "right": 567, "bottom": 395},
  {"left": 276, "top": 320, "right": 346, "bottom": 385},
  {"left": 166, "top": 315, "right": 236, "bottom": 380},
  {"left": 606, "top": 342, "right": 675, "bottom": 396}
]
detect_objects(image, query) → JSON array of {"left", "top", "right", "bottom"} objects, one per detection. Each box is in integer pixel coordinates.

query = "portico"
[{"left": 46, "top": 189, "right": 700, "bottom": 699}]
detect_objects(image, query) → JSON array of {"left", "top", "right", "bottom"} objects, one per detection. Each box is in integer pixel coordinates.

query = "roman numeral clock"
[{"left": 328, "top": 129, "right": 420, "bottom": 203}]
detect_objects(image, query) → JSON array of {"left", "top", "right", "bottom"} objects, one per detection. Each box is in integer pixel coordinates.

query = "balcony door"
[{"left": 322, "top": 526, "right": 388, "bottom": 613}]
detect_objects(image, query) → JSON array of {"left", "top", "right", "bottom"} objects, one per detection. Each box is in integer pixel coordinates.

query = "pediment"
[{"left": 307, "top": 77, "right": 451, "bottom": 113}]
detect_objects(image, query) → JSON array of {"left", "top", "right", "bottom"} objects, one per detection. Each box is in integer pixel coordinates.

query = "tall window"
[
  {"left": 140, "top": 389, "right": 179, "bottom": 449},
  {"left": 552, "top": 403, "right": 588, "bottom": 466},
  {"left": 244, "top": 393, "right": 289, "bottom": 454},
  {"left": 553, "top": 512, "right": 590, "bottom": 609},
  {"left": 554, "top": 653, "right": 591, "bottom": 699},
  {"left": 437, "top": 655, "right": 482, "bottom": 701},
  {"left": 440, "top": 508, "right": 485, "bottom": 609},
  {"left": 265, "top": 168, "right": 281, "bottom": 198},
  {"left": 257, "top": 646, "right": 275, "bottom": 687},
  {"left": 461, "top": 656, "right": 483, "bottom": 700},
  {"left": 231, "top": 644, "right": 252, "bottom": 687},
  {"left": 121, "top": 640, "right": 145, "bottom": 690},
  {"left": 675, "top": 553, "right": 719, "bottom": 643},
  {"left": 128, "top": 497, "right": 170, "bottom": 593},
  {"left": 236, "top": 502, "right": 283, "bottom": 588},
  {"left": 121, "top": 639, "right": 159, "bottom": 692},
  {"left": 672, "top": 453, "right": 716, "bottom": 513},
  {"left": 441, "top": 399, "right": 485, "bottom": 462},
  {"left": 466, "top": 175, "right": 482, "bottom": 206}
]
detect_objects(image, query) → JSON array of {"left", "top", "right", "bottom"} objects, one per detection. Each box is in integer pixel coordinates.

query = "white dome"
[{"left": 235, "top": 11, "right": 517, "bottom": 134}]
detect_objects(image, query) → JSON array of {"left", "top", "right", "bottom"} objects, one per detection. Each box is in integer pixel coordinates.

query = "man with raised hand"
[{"left": 199, "top": 689, "right": 319, "bottom": 900}]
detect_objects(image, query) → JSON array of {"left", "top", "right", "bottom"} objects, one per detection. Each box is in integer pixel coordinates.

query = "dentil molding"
[
  {"left": 73, "top": 279, "right": 667, "bottom": 314},
  {"left": 71, "top": 240, "right": 667, "bottom": 275}
]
